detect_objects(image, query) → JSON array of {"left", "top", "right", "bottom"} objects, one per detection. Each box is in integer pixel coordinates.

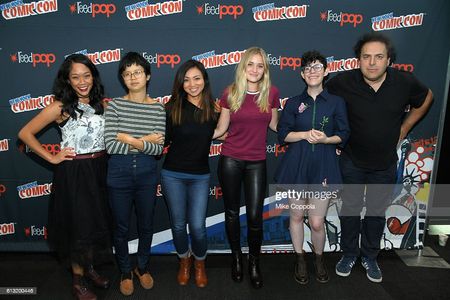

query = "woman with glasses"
[
  {"left": 161, "top": 60, "right": 218, "bottom": 288},
  {"left": 18, "top": 54, "right": 112, "bottom": 300},
  {"left": 104, "top": 52, "right": 165, "bottom": 296},
  {"left": 213, "top": 47, "right": 279, "bottom": 289},
  {"left": 275, "top": 50, "right": 349, "bottom": 284}
]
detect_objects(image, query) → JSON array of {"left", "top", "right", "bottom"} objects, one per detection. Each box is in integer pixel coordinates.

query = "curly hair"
[
  {"left": 353, "top": 32, "right": 396, "bottom": 63},
  {"left": 52, "top": 54, "right": 105, "bottom": 119}
]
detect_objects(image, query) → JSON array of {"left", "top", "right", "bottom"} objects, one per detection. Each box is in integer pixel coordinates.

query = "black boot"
[
  {"left": 248, "top": 254, "right": 263, "bottom": 289},
  {"left": 294, "top": 252, "right": 309, "bottom": 284},
  {"left": 231, "top": 251, "right": 243, "bottom": 282},
  {"left": 314, "top": 253, "right": 329, "bottom": 283}
]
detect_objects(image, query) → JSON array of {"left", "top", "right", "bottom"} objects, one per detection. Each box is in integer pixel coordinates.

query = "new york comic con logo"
[
  {"left": 0, "top": 223, "right": 15, "bottom": 236},
  {"left": 196, "top": 3, "right": 244, "bottom": 19},
  {"left": 326, "top": 56, "right": 360, "bottom": 73},
  {"left": 10, "top": 51, "right": 56, "bottom": 67},
  {"left": 320, "top": 9, "right": 363, "bottom": 27},
  {"left": 1, "top": 0, "right": 57, "bottom": 20},
  {"left": 0, "top": 139, "right": 9, "bottom": 152},
  {"left": 192, "top": 50, "right": 245, "bottom": 69},
  {"left": 17, "top": 181, "right": 52, "bottom": 199},
  {"left": 66, "top": 48, "right": 121, "bottom": 65},
  {"left": 371, "top": 12, "right": 424, "bottom": 31},
  {"left": 69, "top": 2, "right": 116, "bottom": 18},
  {"left": 125, "top": 0, "right": 182, "bottom": 21},
  {"left": 142, "top": 52, "right": 181, "bottom": 68},
  {"left": 252, "top": 3, "right": 307, "bottom": 22},
  {"left": 9, "top": 94, "right": 55, "bottom": 113}
]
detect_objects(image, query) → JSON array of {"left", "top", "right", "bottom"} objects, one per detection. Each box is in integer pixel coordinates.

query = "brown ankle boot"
[
  {"left": 72, "top": 274, "right": 97, "bottom": 300},
  {"left": 177, "top": 256, "right": 192, "bottom": 285},
  {"left": 86, "top": 265, "right": 110, "bottom": 289},
  {"left": 194, "top": 259, "right": 208, "bottom": 288}
]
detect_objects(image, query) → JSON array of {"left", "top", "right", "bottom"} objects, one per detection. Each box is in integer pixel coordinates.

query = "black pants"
[
  {"left": 218, "top": 155, "right": 266, "bottom": 256},
  {"left": 339, "top": 153, "right": 396, "bottom": 259}
]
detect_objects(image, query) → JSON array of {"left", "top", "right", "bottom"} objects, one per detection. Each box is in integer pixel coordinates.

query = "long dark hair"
[
  {"left": 52, "top": 54, "right": 105, "bottom": 119},
  {"left": 169, "top": 59, "right": 216, "bottom": 125}
]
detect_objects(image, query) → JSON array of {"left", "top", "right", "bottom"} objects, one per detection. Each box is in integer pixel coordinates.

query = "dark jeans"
[
  {"left": 161, "top": 169, "right": 210, "bottom": 260},
  {"left": 339, "top": 152, "right": 396, "bottom": 259},
  {"left": 218, "top": 155, "right": 266, "bottom": 256},
  {"left": 107, "top": 154, "right": 157, "bottom": 273}
]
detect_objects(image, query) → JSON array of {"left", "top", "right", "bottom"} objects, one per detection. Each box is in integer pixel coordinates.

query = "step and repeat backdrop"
[{"left": 1, "top": 0, "right": 449, "bottom": 253}]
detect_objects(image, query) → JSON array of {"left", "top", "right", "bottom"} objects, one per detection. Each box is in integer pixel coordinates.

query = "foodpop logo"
[
  {"left": 10, "top": 51, "right": 56, "bottom": 67},
  {"left": 1, "top": 0, "right": 58, "bottom": 20},
  {"left": 0, "top": 139, "right": 9, "bottom": 152},
  {"left": 252, "top": 3, "right": 307, "bottom": 22},
  {"left": 69, "top": 2, "right": 116, "bottom": 18},
  {"left": 192, "top": 50, "right": 245, "bottom": 69},
  {"left": 125, "top": 0, "right": 182, "bottom": 21},
  {"left": 320, "top": 10, "right": 363, "bottom": 27},
  {"left": 142, "top": 52, "right": 181, "bottom": 68},
  {"left": 24, "top": 225, "right": 48, "bottom": 239},
  {"left": 0, "top": 223, "right": 15, "bottom": 236},
  {"left": 209, "top": 186, "right": 222, "bottom": 200},
  {"left": 326, "top": 56, "right": 360, "bottom": 74},
  {"left": 371, "top": 12, "right": 424, "bottom": 31},
  {"left": 17, "top": 181, "right": 52, "bottom": 199},
  {"left": 9, "top": 94, "right": 55, "bottom": 114},
  {"left": 0, "top": 184, "right": 6, "bottom": 197},
  {"left": 391, "top": 63, "right": 414, "bottom": 73},
  {"left": 209, "top": 142, "right": 222, "bottom": 157},
  {"left": 267, "top": 143, "right": 288, "bottom": 157},
  {"left": 18, "top": 142, "right": 61, "bottom": 156},
  {"left": 267, "top": 53, "right": 302, "bottom": 71},
  {"left": 196, "top": 3, "right": 244, "bottom": 20}
]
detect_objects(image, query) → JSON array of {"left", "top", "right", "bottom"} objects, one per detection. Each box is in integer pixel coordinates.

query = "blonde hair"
[{"left": 227, "top": 47, "right": 271, "bottom": 113}]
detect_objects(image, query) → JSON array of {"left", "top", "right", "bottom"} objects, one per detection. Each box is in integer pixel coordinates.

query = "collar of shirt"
[{"left": 298, "top": 87, "right": 332, "bottom": 102}]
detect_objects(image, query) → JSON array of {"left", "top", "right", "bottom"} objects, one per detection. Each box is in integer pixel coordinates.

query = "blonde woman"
[{"left": 213, "top": 47, "right": 279, "bottom": 289}]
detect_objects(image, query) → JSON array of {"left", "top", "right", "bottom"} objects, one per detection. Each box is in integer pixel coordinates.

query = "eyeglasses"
[
  {"left": 122, "top": 69, "right": 145, "bottom": 80},
  {"left": 302, "top": 64, "right": 324, "bottom": 73}
]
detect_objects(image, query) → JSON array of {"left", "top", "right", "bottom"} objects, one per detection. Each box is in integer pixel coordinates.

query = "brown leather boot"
[
  {"left": 86, "top": 265, "right": 110, "bottom": 289},
  {"left": 194, "top": 259, "right": 208, "bottom": 288},
  {"left": 177, "top": 256, "right": 192, "bottom": 285},
  {"left": 72, "top": 274, "right": 97, "bottom": 300}
]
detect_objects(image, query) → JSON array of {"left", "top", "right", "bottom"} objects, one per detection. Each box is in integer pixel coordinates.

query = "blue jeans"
[
  {"left": 161, "top": 169, "right": 210, "bottom": 260},
  {"left": 107, "top": 154, "right": 157, "bottom": 273},
  {"left": 339, "top": 152, "right": 396, "bottom": 259}
]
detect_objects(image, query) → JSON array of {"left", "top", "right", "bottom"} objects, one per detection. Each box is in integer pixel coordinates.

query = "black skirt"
[{"left": 48, "top": 154, "right": 113, "bottom": 267}]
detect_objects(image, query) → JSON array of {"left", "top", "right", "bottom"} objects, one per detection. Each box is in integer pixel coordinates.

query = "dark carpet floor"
[{"left": 1, "top": 234, "right": 449, "bottom": 300}]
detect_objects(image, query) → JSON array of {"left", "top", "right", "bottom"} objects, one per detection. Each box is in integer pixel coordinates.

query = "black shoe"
[
  {"left": 314, "top": 253, "right": 329, "bottom": 283},
  {"left": 231, "top": 251, "right": 243, "bottom": 282},
  {"left": 294, "top": 252, "right": 309, "bottom": 284},
  {"left": 248, "top": 254, "right": 263, "bottom": 289}
]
